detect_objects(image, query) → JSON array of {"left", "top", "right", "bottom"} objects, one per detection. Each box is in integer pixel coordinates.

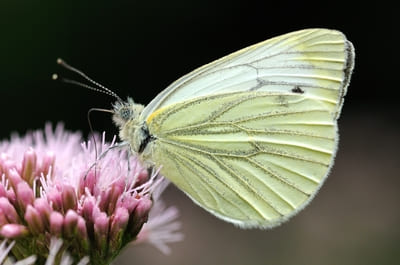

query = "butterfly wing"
[
  {"left": 142, "top": 28, "right": 354, "bottom": 120},
  {"left": 142, "top": 28, "right": 354, "bottom": 228},
  {"left": 147, "top": 91, "right": 339, "bottom": 228}
]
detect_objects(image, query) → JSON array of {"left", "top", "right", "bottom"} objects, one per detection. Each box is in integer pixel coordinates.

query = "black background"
[{"left": 0, "top": 1, "right": 398, "bottom": 264}]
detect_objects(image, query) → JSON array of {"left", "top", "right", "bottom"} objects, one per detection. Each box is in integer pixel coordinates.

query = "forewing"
[
  {"left": 147, "top": 92, "right": 339, "bottom": 228},
  {"left": 142, "top": 28, "right": 354, "bottom": 120}
]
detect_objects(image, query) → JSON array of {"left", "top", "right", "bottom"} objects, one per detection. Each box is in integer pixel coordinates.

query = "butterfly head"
[
  {"left": 112, "top": 98, "right": 147, "bottom": 153},
  {"left": 112, "top": 98, "right": 143, "bottom": 124}
]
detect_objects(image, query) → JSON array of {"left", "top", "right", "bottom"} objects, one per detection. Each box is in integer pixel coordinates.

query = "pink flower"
[{"left": 0, "top": 124, "right": 182, "bottom": 264}]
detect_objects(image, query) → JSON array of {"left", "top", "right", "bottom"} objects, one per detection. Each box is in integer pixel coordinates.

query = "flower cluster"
[{"left": 0, "top": 124, "right": 182, "bottom": 264}]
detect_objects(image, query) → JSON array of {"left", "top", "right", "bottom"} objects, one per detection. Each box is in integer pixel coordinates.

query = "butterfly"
[{"left": 111, "top": 28, "right": 354, "bottom": 228}]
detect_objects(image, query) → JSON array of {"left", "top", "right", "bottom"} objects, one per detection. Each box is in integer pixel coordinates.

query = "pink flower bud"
[
  {"left": 0, "top": 157, "right": 15, "bottom": 177},
  {"left": 24, "top": 205, "right": 44, "bottom": 235},
  {"left": 79, "top": 170, "right": 97, "bottom": 196},
  {"left": 6, "top": 168, "right": 22, "bottom": 192},
  {"left": 94, "top": 212, "right": 109, "bottom": 236},
  {"left": 109, "top": 207, "right": 129, "bottom": 252},
  {"left": 0, "top": 224, "right": 29, "bottom": 238},
  {"left": 77, "top": 216, "right": 89, "bottom": 251},
  {"left": 94, "top": 212, "right": 109, "bottom": 251},
  {"left": 105, "top": 185, "right": 123, "bottom": 215},
  {"left": 135, "top": 197, "right": 152, "bottom": 219},
  {"left": 116, "top": 194, "right": 139, "bottom": 214},
  {"left": 6, "top": 188, "right": 16, "bottom": 205},
  {"left": 129, "top": 196, "right": 152, "bottom": 238},
  {"left": 0, "top": 197, "right": 20, "bottom": 223},
  {"left": 46, "top": 189, "right": 63, "bottom": 212},
  {"left": 98, "top": 188, "right": 112, "bottom": 213},
  {"left": 62, "top": 185, "right": 77, "bottom": 212},
  {"left": 34, "top": 198, "right": 52, "bottom": 228},
  {"left": 81, "top": 196, "right": 96, "bottom": 229},
  {"left": 77, "top": 216, "right": 88, "bottom": 240},
  {"left": 21, "top": 147, "right": 37, "bottom": 185},
  {"left": 110, "top": 207, "right": 129, "bottom": 237},
  {"left": 63, "top": 210, "right": 79, "bottom": 237},
  {"left": 91, "top": 202, "right": 102, "bottom": 220},
  {"left": 40, "top": 151, "right": 55, "bottom": 177},
  {"left": 49, "top": 212, "right": 63, "bottom": 237},
  {"left": 16, "top": 182, "right": 34, "bottom": 211}
]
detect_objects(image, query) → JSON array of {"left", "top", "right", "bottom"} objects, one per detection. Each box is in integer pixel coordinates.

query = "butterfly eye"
[{"left": 120, "top": 107, "right": 133, "bottom": 121}]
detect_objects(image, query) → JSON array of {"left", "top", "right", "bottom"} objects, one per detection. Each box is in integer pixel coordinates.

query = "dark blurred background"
[{"left": 0, "top": 1, "right": 398, "bottom": 264}]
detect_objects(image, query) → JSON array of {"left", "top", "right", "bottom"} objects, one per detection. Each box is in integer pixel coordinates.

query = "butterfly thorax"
[{"left": 112, "top": 98, "right": 153, "bottom": 156}]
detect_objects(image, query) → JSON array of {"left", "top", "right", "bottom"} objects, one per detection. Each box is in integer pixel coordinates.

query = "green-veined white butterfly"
[{"left": 111, "top": 28, "right": 355, "bottom": 229}]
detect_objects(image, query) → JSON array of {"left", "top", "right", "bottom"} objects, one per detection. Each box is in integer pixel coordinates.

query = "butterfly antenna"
[
  {"left": 54, "top": 58, "right": 123, "bottom": 102},
  {"left": 52, "top": 74, "right": 121, "bottom": 99}
]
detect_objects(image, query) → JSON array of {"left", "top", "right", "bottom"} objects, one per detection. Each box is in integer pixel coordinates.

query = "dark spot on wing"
[{"left": 291, "top": 86, "right": 304, "bottom": 94}]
